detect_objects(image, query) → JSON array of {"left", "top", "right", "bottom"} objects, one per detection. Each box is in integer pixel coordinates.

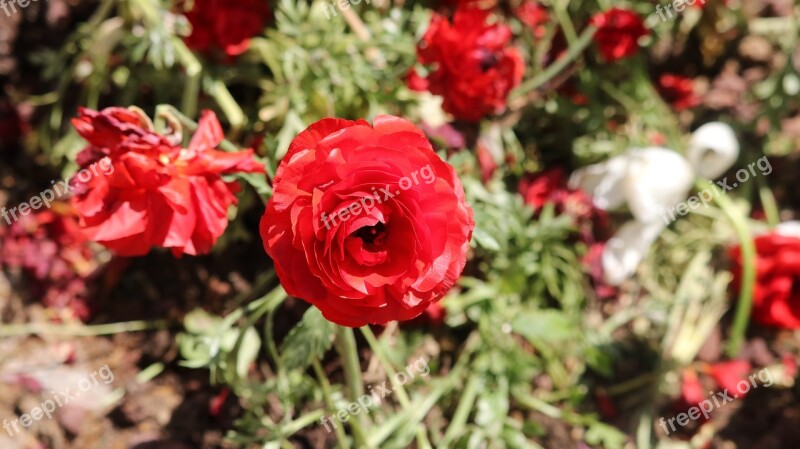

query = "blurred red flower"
[
  {"left": 519, "top": 168, "right": 604, "bottom": 227},
  {"left": 730, "top": 232, "right": 800, "bottom": 329},
  {"left": 583, "top": 243, "right": 617, "bottom": 300},
  {"left": 182, "top": 0, "right": 270, "bottom": 57},
  {"left": 70, "top": 107, "right": 264, "bottom": 257},
  {"left": 588, "top": 8, "right": 648, "bottom": 62},
  {"left": 708, "top": 360, "right": 752, "bottom": 394},
  {"left": 514, "top": 1, "right": 549, "bottom": 38},
  {"left": 412, "top": 8, "right": 524, "bottom": 122},
  {"left": 0, "top": 208, "right": 97, "bottom": 320},
  {"left": 657, "top": 74, "right": 700, "bottom": 110},
  {"left": 260, "top": 115, "right": 474, "bottom": 327},
  {"left": 476, "top": 140, "right": 497, "bottom": 184}
]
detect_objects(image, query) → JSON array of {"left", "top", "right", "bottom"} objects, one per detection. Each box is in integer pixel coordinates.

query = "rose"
[
  {"left": 70, "top": 107, "right": 264, "bottom": 256},
  {"left": 588, "top": 8, "right": 648, "bottom": 62},
  {"left": 730, "top": 228, "right": 800, "bottom": 329},
  {"left": 260, "top": 115, "right": 474, "bottom": 327}
]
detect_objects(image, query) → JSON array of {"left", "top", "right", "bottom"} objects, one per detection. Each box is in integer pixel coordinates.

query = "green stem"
[
  {"left": 361, "top": 326, "right": 430, "bottom": 449},
  {"left": 554, "top": 0, "right": 578, "bottom": 45},
  {"left": 697, "top": 179, "right": 756, "bottom": 357},
  {"left": 336, "top": 327, "right": 364, "bottom": 398},
  {"left": 510, "top": 25, "right": 597, "bottom": 99},
  {"left": 211, "top": 80, "right": 246, "bottom": 135},
  {"left": 359, "top": 327, "right": 409, "bottom": 405},
  {"left": 438, "top": 374, "right": 480, "bottom": 448},
  {"left": 312, "top": 358, "right": 352, "bottom": 449},
  {"left": 173, "top": 38, "right": 202, "bottom": 118},
  {"left": 757, "top": 180, "right": 780, "bottom": 228},
  {"left": 0, "top": 320, "right": 170, "bottom": 337},
  {"left": 281, "top": 410, "right": 326, "bottom": 436},
  {"left": 334, "top": 326, "right": 369, "bottom": 447}
]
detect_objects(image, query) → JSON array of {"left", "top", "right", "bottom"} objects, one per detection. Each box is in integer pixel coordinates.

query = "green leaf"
[
  {"left": 235, "top": 326, "right": 261, "bottom": 379},
  {"left": 585, "top": 421, "right": 626, "bottom": 449},
  {"left": 472, "top": 225, "right": 501, "bottom": 251},
  {"left": 511, "top": 310, "right": 575, "bottom": 344},
  {"left": 279, "top": 307, "right": 335, "bottom": 372}
]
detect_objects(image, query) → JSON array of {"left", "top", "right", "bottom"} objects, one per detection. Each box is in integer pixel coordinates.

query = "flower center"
[
  {"left": 353, "top": 222, "right": 387, "bottom": 247},
  {"left": 479, "top": 49, "right": 500, "bottom": 72}
]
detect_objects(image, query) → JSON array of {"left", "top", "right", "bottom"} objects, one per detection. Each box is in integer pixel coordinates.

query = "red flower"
[
  {"left": 583, "top": 243, "right": 617, "bottom": 300},
  {"left": 70, "top": 107, "right": 264, "bottom": 257},
  {"left": 476, "top": 140, "right": 497, "bottom": 184},
  {"left": 588, "top": 8, "right": 648, "bottom": 62},
  {"left": 182, "top": 0, "right": 270, "bottom": 57},
  {"left": 518, "top": 168, "right": 602, "bottom": 225},
  {"left": 412, "top": 8, "right": 524, "bottom": 122},
  {"left": 675, "top": 368, "right": 706, "bottom": 414},
  {"left": 260, "top": 115, "right": 474, "bottom": 327},
  {"left": 708, "top": 360, "right": 752, "bottom": 394},
  {"left": 515, "top": 1, "right": 549, "bottom": 38},
  {"left": 730, "top": 232, "right": 800, "bottom": 329},
  {"left": 657, "top": 74, "right": 700, "bottom": 110}
]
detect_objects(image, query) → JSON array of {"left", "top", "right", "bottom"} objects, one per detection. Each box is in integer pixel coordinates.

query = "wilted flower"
[{"left": 70, "top": 107, "right": 264, "bottom": 257}]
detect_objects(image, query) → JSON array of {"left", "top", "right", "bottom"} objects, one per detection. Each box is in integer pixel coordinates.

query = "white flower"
[
  {"left": 570, "top": 123, "right": 740, "bottom": 285},
  {"left": 602, "top": 220, "right": 666, "bottom": 286},
  {"left": 686, "top": 122, "right": 740, "bottom": 180},
  {"left": 570, "top": 147, "right": 695, "bottom": 284},
  {"left": 569, "top": 147, "right": 695, "bottom": 222},
  {"left": 776, "top": 221, "right": 800, "bottom": 238}
]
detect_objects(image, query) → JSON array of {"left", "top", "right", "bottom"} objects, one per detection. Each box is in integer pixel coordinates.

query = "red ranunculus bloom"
[
  {"left": 412, "top": 8, "right": 524, "bottom": 122},
  {"left": 657, "top": 74, "right": 700, "bottom": 111},
  {"left": 588, "top": 8, "right": 648, "bottom": 62},
  {"left": 260, "top": 115, "right": 474, "bottom": 327},
  {"left": 70, "top": 107, "right": 264, "bottom": 257},
  {"left": 730, "top": 232, "right": 800, "bottom": 329},
  {"left": 182, "top": 0, "right": 270, "bottom": 57}
]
